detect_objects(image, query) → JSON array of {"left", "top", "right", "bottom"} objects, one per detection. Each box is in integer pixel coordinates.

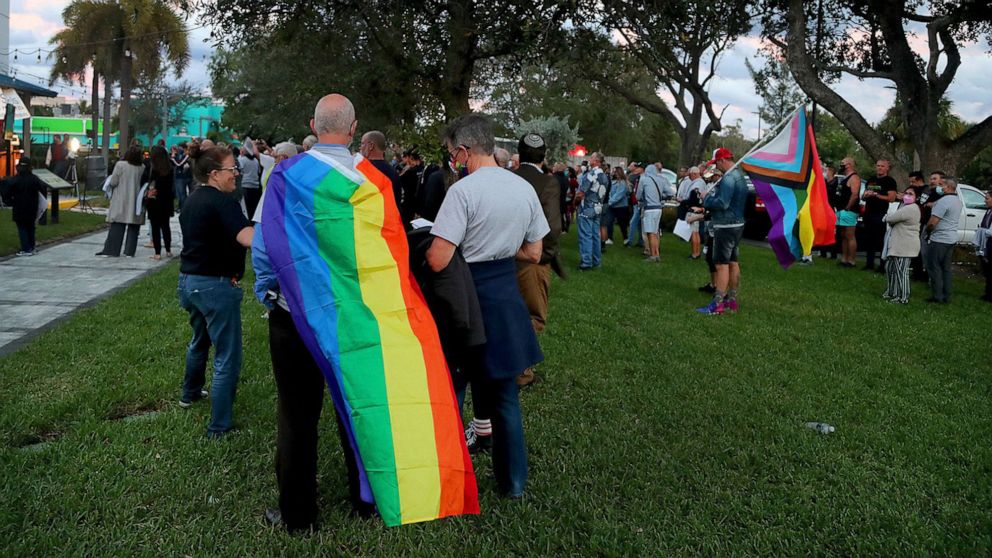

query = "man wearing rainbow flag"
[{"left": 253, "top": 94, "right": 479, "bottom": 530}]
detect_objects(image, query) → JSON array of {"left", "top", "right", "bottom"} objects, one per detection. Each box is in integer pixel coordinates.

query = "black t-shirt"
[
  {"left": 179, "top": 186, "right": 250, "bottom": 279},
  {"left": 863, "top": 174, "right": 897, "bottom": 217},
  {"left": 369, "top": 158, "right": 402, "bottom": 213}
]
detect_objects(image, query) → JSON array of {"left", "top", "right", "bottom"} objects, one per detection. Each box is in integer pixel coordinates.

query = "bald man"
[
  {"left": 360, "top": 130, "right": 402, "bottom": 211},
  {"left": 253, "top": 93, "right": 372, "bottom": 531}
]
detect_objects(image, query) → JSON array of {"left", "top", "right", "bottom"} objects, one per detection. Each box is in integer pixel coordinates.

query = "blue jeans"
[
  {"left": 627, "top": 205, "right": 643, "bottom": 246},
  {"left": 177, "top": 274, "right": 244, "bottom": 435},
  {"left": 453, "top": 370, "right": 527, "bottom": 496},
  {"left": 578, "top": 213, "right": 602, "bottom": 268},
  {"left": 174, "top": 177, "right": 189, "bottom": 210},
  {"left": 16, "top": 222, "right": 36, "bottom": 252}
]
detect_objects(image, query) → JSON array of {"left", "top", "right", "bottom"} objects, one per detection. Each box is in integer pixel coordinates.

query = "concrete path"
[{"left": 0, "top": 213, "right": 183, "bottom": 356}]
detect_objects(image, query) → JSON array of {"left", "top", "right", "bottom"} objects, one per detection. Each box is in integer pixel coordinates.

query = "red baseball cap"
[{"left": 705, "top": 147, "right": 734, "bottom": 166}]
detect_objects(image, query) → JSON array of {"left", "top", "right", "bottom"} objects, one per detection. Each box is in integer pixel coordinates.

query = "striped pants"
[{"left": 884, "top": 256, "right": 912, "bottom": 303}]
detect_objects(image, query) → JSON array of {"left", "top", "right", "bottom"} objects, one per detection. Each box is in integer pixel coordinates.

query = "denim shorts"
[
  {"left": 642, "top": 209, "right": 662, "bottom": 234},
  {"left": 713, "top": 225, "right": 744, "bottom": 264}
]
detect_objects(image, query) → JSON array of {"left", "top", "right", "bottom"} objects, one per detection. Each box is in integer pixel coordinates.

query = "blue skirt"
[{"left": 468, "top": 258, "right": 544, "bottom": 379}]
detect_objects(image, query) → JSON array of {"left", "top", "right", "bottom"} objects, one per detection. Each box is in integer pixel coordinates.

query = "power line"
[{"left": 1, "top": 23, "right": 209, "bottom": 55}]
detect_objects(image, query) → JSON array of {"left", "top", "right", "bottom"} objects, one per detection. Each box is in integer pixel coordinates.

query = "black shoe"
[
  {"left": 698, "top": 283, "right": 716, "bottom": 293},
  {"left": 838, "top": 261, "right": 855, "bottom": 268},
  {"left": 981, "top": 295, "right": 992, "bottom": 303},
  {"left": 465, "top": 424, "right": 492, "bottom": 454}
]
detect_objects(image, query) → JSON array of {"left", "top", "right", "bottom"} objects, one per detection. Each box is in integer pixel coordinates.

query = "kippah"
[{"left": 523, "top": 133, "right": 545, "bottom": 148}]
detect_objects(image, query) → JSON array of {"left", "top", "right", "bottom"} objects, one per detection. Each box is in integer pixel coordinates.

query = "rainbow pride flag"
[
  {"left": 739, "top": 107, "right": 836, "bottom": 268},
  {"left": 261, "top": 150, "right": 479, "bottom": 526}
]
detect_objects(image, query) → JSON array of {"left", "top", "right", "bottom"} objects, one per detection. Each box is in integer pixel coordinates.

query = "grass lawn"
[
  {"left": 0, "top": 208, "right": 106, "bottom": 257},
  {"left": 0, "top": 232, "right": 990, "bottom": 555}
]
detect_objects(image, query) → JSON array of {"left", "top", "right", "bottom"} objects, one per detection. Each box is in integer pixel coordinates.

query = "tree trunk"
[
  {"left": 101, "top": 76, "right": 112, "bottom": 166},
  {"left": 118, "top": 53, "right": 133, "bottom": 154},
  {"left": 90, "top": 70, "right": 100, "bottom": 153}
]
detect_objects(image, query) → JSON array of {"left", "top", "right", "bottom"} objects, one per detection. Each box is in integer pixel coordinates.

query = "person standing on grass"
[
  {"left": 638, "top": 161, "right": 673, "bottom": 263},
  {"left": 861, "top": 159, "right": 899, "bottom": 272},
  {"left": 513, "top": 132, "right": 563, "bottom": 388},
  {"left": 427, "top": 113, "right": 547, "bottom": 499},
  {"left": 835, "top": 157, "right": 862, "bottom": 268},
  {"left": 697, "top": 148, "right": 747, "bottom": 315},
  {"left": 576, "top": 152, "right": 608, "bottom": 270},
  {"left": 924, "top": 177, "right": 962, "bottom": 304},
  {"left": 177, "top": 146, "right": 254, "bottom": 438},
  {"left": 238, "top": 145, "right": 263, "bottom": 220},
  {"left": 251, "top": 94, "right": 377, "bottom": 531},
  {"left": 0, "top": 160, "right": 47, "bottom": 256},
  {"left": 881, "top": 186, "right": 921, "bottom": 304},
  {"left": 144, "top": 145, "right": 176, "bottom": 260},
  {"left": 915, "top": 170, "right": 945, "bottom": 281},
  {"left": 605, "top": 166, "right": 631, "bottom": 246},
  {"left": 978, "top": 191, "right": 992, "bottom": 302}
]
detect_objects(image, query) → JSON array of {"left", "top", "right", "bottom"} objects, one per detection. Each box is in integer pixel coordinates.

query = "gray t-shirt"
[
  {"left": 930, "top": 193, "right": 962, "bottom": 244},
  {"left": 431, "top": 166, "right": 550, "bottom": 263}
]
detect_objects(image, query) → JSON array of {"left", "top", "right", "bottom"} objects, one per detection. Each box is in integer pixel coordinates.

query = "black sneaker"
[
  {"left": 465, "top": 424, "right": 492, "bottom": 454},
  {"left": 698, "top": 283, "right": 716, "bottom": 294},
  {"left": 179, "top": 389, "right": 209, "bottom": 408}
]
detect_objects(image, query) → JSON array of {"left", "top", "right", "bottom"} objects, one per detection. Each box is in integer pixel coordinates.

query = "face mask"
[
  {"left": 448, "top": 160, "right": 464, "bottom": 174},
  {"left": 580, "top": 166, "right": 588, "bottom": 173},
  {"left": 936, "top": 186, "right": 944, "bottom": 196},
  {"left": 902, "top": 195, "right": 916, "bottom": 205}
]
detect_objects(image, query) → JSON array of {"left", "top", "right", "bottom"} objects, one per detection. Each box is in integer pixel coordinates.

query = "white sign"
[{"left": 0, "top": 88, "right": 31, "bottom": 120}]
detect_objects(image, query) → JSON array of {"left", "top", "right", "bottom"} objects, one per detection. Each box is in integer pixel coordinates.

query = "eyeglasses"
[{"left": 216, "top": 166, "right": 239, "bottom": 174}]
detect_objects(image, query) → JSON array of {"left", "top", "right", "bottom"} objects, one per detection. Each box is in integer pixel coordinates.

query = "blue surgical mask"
[{"left": 936, "top": 186, "right": 944, "bottom": 196}]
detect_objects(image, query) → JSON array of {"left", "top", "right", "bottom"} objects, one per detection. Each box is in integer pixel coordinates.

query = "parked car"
[{"left": 742, "top": 179, "right": 988, "bottom": 245}]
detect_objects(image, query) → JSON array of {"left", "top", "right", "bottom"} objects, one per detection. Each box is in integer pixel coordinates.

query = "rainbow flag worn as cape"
[
  {"left": 261, "top": 150, "right": 480, "bottom": 526},
  {"left": 739, "top": 107, "right": 836, "bottom": 269}
]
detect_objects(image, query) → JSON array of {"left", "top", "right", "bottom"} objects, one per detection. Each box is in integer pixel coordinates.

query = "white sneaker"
[{"left": 605, "top": 239, "right": 614, "bottom": 246}]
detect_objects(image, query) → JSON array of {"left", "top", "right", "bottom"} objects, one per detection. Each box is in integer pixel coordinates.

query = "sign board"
[
  {"left": 0, "top": 88, "right": 31, "bottom": 120},
  {"left": 33, "top": 168, "right": 74, "bottom": 190}
]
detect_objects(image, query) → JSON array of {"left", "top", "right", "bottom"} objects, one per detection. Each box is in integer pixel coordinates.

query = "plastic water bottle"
[{"left": 805, "top": 422, "right": 835, "bottom": 434}]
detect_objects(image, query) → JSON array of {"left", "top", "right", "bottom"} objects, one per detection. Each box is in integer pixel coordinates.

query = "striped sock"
[{"left": 472, "top": 418, "right": 492, "bottom": 436}]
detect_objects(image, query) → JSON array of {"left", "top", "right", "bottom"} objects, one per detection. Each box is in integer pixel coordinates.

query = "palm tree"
[
  {"left": 50, "top": 0, "right": 190, "bottom": 155},
  {"left": 49, "top": 0, "right": 123, "bottom": 161}
]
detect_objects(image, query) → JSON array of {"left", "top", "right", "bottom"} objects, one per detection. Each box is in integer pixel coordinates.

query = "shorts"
[
  {"left": 690, "top": 221, "right": 700, "bottom": 233},
  {"left": 642, "top": 209, "right": 662, "bottom": 234},
  {"left": 837, "top": 209, "right": 858, "bottom": 228},
  {"left": 712, "top": 225, "right": 744, "bottom": 264}
]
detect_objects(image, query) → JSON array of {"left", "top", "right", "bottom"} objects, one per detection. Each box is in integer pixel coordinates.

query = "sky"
[{"left": 7, "top": 0, "right": 992, "bottom": 141}]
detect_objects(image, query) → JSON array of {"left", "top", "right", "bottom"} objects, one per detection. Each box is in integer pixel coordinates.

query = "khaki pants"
[
  {"left": 516, "top": 262, "right": 552, "bottom": 333},
  {"left": 515, "top": 262, "right": 551, "bottom": 386}
]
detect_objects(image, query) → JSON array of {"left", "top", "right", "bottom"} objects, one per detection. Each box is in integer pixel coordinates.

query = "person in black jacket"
[
  {"left": 145, "top": 145, "right": 176, "bottom": 260},
  {"left": 1, "top": 160, "right": 48, "bottom": 256}
]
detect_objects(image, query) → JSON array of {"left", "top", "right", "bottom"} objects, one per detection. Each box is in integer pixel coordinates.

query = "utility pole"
[{"left": 753, "top": 107, "right": 763, "bottom": 140}]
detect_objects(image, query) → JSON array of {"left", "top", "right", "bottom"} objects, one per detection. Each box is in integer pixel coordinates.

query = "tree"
[
  {"left": 131, "top": 77, "right": 208, "bottom": 146},
  {"left": 50, "top": 0, "right": 189, "bottom": 155},
  {"left": 763, "top": 0, "right": 992, "bottom": 178},
  {"left": 514, "top": 116, "right": 581, "bottom": 164},
  {"left": 567, "top": 0, "right": 753, "bottom": 166},
  {"left": 706, "top": 119, "right": 755, "bottom": 164},
  {"left": 479, "top": 60, "right": 680, "bottom": 162},
  {"left": 745, "top": 53, "right": 806, "bottom": 128},
  {"left": 48, "top": 0, "right": 123, "bottom": 160},
  {"left": 190, "top": 0, "right": 574, "bottom": 121}
]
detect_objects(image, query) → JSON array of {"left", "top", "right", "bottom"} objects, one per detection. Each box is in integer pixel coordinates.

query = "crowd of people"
[{"left": 5, "top": 91, "right": 991, "bottom": 533}]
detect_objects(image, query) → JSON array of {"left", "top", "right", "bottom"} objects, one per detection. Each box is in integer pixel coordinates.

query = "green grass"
[
  {"left": 0, "top": 208, "right": 106, "bottom": 256},
  {"left": 1, "top": 233, "right": 990, "bottom": 555}
]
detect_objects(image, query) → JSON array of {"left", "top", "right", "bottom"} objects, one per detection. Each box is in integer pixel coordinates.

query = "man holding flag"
[{"left": 697, "top": 148, "right": 748, "bottom": 315}]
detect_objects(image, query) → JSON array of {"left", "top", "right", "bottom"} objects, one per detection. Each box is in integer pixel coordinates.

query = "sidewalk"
[{"left": 0, "top": 214, "right": 183, "bottom": 356}]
